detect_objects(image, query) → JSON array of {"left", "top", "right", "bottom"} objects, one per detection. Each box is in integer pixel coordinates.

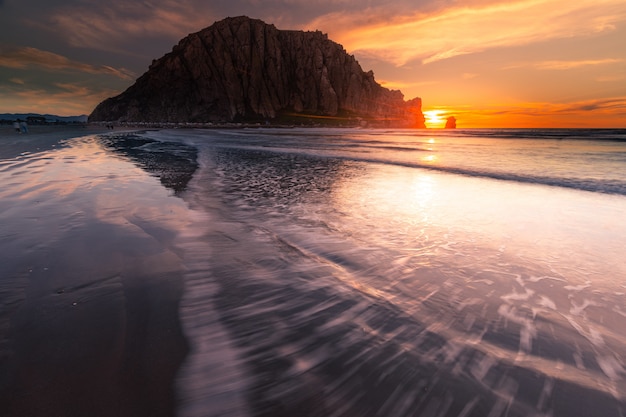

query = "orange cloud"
[
  {"left": 535, "top": 59, "right": 624, "bottom": 70},
  {"left": 0, "top": 83, "right": 120, "bottom": 116},
  {"left": 378, "top": 79, "right": 438, "bottom": 92},
  {"left": 0, "top": 47, "right": 135, "bottom": 79},
  {"left": 596, "top": 74, "right": 626, "bottom": 82},
  {"left": 309, "top": 0, "right": 626, "bottom": 66},
  {"left": 505, "top": 58, "right": 624, "bottom": 70}
]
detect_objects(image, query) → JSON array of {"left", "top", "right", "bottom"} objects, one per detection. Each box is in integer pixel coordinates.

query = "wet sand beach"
[
  {"left": 0, "top": 127, "right": 190, "bottom": 416},
  {"left": 1, "top": 127, "right": 625, "bottom": 417}
]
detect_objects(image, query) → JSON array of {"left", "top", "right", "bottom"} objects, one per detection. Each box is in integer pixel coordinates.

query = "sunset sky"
[{"left": 1, "top": 0, "right": 625, "bottom": 127}]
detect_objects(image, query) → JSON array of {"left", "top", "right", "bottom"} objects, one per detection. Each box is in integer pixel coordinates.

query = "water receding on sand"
[
  {"left": 1, "top": 128, "right": 626, "bottom": 417},
  {"left": 152, "top": 128, "right": 626, "bottom": 417}
]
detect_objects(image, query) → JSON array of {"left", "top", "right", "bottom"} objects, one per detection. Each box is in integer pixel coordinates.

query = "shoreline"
[{"left": 0, "top": 125, "right": 144, "bottom": 159}]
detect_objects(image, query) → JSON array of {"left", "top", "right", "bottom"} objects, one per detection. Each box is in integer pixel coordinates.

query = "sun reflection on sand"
[{"left": 1, "top": 134, "right": 192, "bottom": 232}]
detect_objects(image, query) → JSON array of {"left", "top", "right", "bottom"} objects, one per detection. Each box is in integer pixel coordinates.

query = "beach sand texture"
[
  {"left": 0, "top": 126, "right": 189, "bottom": 416},
  {"left": 1, "top": 127, "right": 625, "bottom": 417}
]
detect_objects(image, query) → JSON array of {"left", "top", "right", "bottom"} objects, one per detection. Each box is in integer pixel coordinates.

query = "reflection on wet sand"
[
  {"left": 173, "top": 139, "right": 626, "bottom": 416},
  {"left": 0, "top": 134, "right": 191, "bottom": 417},
  {"left": 98, "top": 132, "right": 198, "bottom": 194},
  {"left": 1, "top": 128, "right": 625, "bottom": 417}
]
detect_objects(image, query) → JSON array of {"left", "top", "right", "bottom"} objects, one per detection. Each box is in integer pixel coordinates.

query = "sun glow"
[{"left": 423, "top": 110, "right": 446, "bottom": 128}]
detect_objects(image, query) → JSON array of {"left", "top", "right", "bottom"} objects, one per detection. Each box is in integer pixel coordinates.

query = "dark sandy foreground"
[{"left": 0, "top": 128, "right": 190, "bottom": 417}]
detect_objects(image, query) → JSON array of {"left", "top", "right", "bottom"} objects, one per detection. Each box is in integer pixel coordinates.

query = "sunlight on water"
[
  {"left": 334, "top": 160, "right": 626, "bottom": 282},
  {"left": 328, "top": 157, "right": 626, "bottom": 412},
  {"left": 153, "top": 128, "right": 626, "bottom": 416},
  {"left": 2, "top": 128, "right": 626, "bottom": 417}
]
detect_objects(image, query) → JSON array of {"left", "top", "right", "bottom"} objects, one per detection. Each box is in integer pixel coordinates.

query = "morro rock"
[{"left": 89, "top": 16, "right": 425, "bottom": 127}]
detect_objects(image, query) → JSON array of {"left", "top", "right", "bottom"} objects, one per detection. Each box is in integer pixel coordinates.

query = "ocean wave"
[
  {"left": 140, "top": 128, "right": 626, "bottom": 196},
  {"left": 200, "top": 143, "right": 626, "bottom": 196}
]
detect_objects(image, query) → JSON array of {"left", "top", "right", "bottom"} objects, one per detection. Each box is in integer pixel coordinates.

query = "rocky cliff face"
[{"left": 90, "top": 16, "right": 425, "bottom": 127}]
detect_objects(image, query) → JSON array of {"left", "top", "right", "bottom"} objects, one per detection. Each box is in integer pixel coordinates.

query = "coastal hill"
[
  {"left": 89, "top": 16, "right": 425, "bottom": 127},
  {"left": 0, "top": 113, "right": 87, "bottom": 124}
]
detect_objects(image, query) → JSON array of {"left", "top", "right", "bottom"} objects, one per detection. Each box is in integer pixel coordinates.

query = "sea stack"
[
  {"left": 445, "top": 116, "right": 457, "bottom": 129},
  {"left": 89, "top": 16, "right": 425, "bottom": 127}
]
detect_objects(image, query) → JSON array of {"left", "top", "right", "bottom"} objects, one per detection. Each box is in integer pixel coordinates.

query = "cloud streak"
[
  {"left": 0, "top": 82, "right": 121, "bottom": 115},
  {"left": 311, "top": 0, "right": 626, "bottom": 65},
  {"left": 532, "top": 59, "right": 624, "bottom": 70},
  {"left": 504, "top": 58, "right": 625, "bottom": 70},
  {"left": 42, "top": 0, "right": 213, "bottom": 52},
  {"left": 464, "top": 97, "right": 626, "bottom": 116},
  {"left": 554, "top": 97, "right": 626, "bottom": 113},
  {"left": 0, "top": 47, "right": 135, "bottom": 79}
]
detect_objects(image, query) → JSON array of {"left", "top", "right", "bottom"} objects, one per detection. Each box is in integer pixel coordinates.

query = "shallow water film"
[{"left": 1, "top": 128, "right": 626, "bottom": 417}]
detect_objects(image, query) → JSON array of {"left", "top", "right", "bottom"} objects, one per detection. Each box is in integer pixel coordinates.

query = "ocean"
[{"left": 1, "top": 127, "right": 625, "bottom": 417}]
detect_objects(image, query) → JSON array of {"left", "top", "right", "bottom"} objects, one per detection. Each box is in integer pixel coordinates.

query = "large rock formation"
[{"left": 90, "top": 16, "right": 425, "bottom": 127}]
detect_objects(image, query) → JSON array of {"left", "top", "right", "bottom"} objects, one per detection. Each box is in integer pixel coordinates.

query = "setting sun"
[{"left": 423, "top": 110, "right": 446, "bottom": 128}]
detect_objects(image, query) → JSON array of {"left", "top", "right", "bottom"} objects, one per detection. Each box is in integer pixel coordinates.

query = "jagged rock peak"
[{"left": 89, "top": 16, "right": 425, "bottom": 127}]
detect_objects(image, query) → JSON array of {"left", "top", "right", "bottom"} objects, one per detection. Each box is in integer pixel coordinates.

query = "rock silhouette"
[
  {"left": 89, "top": 16, "right": 425, "bottom": 127},
  {"left": 445, "top": 116, "right": 457, "bottom": 129}
]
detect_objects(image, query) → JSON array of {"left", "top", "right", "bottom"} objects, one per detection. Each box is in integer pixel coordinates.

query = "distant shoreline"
[{"left": 0, "top": 124, "right": 142, "bottom": 159}]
